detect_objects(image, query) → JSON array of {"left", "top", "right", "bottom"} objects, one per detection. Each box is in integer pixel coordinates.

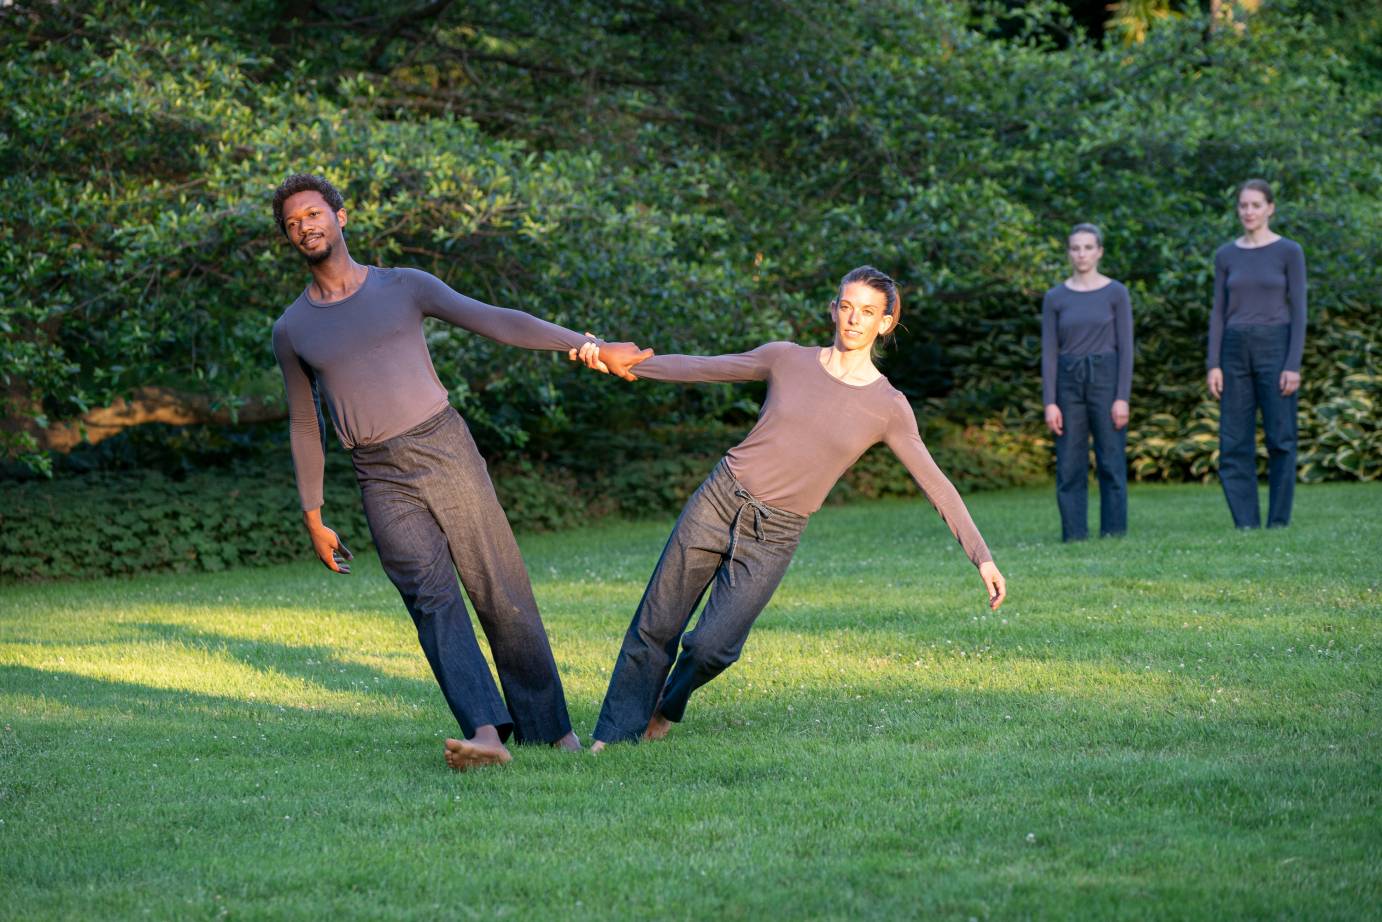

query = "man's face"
[{"left": 282, "top": 190, "right": 345, "bottom": 265}]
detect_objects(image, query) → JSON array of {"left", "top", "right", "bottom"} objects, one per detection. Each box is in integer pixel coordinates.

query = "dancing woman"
[
  {"left": 1040, "top": 223, "right": 1134, "bottom": 542},
  {"left": 573, "top": 266, "right": 1006, "bottom": 749},
  {"left": 1206, "top": 179, "right": 1307, "bottom": 528}
]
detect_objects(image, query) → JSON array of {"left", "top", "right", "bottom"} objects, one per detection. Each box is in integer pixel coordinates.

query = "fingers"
[
  {"left": 572, "top": 341, "right": 609, "bottom": 373},
  {"left": 581, "top": 342, "right": 607, "bottom": 371},
  {"left": 313, "top": 531, "right": 351, "bottom": 573},
  {"left": 598, "top": 342, "right": 646, "bottom": 380},
  {"left": 988, "top": 572, "right": 1006, "bottom": 611},
  {"left": 630, "top": 347, "right": 654, "bottom": 366}
]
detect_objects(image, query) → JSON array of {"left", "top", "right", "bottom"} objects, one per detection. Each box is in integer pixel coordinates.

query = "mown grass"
[{"left": 2, "top": 483, "right": 1379, "bottom": 920}]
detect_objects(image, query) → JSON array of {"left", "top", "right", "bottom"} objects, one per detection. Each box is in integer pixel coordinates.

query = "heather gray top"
[
  {"left": 1040, "top": 280, "right": 1134, "bottom": 405},
  {"left": 636, "top": 343, "right": 993, "bottom": 567},
  {"left": 272, "top": 266, "right": 590, "bottom": 511},
  {"left": 1208, "top": 237, "right": 1307, "bottom": 371}
]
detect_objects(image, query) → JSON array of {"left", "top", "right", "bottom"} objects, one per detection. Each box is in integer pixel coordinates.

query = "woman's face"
[
  {"left": 1067, "top": 232, "right": 1103, "bottom": 274},
  {"left": 1237, "top": 188, "right": 1275, "bottom": 233},
  {"left": 831, "top": 281, "right": 893, "bottom": 353}
]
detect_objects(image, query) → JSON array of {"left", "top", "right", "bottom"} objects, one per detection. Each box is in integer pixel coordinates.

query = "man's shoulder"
[{"left": 274, "top": 289, "right": 310, "bottom": 328}]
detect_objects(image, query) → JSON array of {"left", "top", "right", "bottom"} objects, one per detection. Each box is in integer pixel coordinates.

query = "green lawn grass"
[{"left": 2, "top": 483, "right": 1379, "bottom": 920}]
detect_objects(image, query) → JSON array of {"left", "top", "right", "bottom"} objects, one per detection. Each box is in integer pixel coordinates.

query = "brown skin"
[
  {"left": 589, "top": 713, "right": 670, "bottom": 753},
  {"left": 279, "top": 189, "right": 606, "bottom": 760}
]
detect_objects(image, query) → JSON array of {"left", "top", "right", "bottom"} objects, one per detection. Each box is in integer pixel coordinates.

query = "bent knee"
[{"left": 683, "top": 641, "right": 740, "bottom": 672}]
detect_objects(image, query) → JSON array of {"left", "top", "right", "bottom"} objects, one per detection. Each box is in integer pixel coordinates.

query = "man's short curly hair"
[{"left": 272, "top": 173, "right": 345, "bottom": 237}]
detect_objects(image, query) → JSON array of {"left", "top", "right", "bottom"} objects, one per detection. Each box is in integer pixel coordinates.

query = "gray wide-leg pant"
[
  {"left": 594, "top": 459, "right": 807, "bottom": 743},
  {"left": 351, "top": 407, "right": 572, "bottom": 744}
]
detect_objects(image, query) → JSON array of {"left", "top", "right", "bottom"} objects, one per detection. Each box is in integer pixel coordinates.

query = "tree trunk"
[{"left": 4, "top": 388, "right": 286, "bottom": 455}]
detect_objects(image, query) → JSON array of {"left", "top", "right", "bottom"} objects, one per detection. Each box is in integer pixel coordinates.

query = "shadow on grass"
[{"left": 122, "top": 620, "right": 441, "bottom": 701}]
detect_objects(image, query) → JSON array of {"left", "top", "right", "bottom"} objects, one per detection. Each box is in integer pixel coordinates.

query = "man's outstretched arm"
[{"left": 409, "top": 269, "right": 651, "bottom": 377}]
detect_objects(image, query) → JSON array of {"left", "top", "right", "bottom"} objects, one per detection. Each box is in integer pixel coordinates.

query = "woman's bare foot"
[
  {"left": 589, "top": 740, "right": 607, "bottom": 754},
  {"left": 643, "top": 711, "right": 672, "bottom": 741},
  {"left": 443, "top": 725, "right": 512, "bottom": 771},
  {"left": 552, "top": 730, "right": 582, "bottom": 752}
]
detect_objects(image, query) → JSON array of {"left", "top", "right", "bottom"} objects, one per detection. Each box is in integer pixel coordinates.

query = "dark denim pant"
[
  {"left": 1218, "top": 324, "right": 1297, "bottom": 528},
  {"left": 1054, "top": 351, "right": 1128, "bottom": 542},
  {"left": 350, "top": 407, "right": 571, "bottom": 744},
  {"left": 593, "top": 459, "right": 808, "bottom": 743}
]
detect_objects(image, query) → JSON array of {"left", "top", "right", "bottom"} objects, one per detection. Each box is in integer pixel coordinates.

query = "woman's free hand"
[
  {"left": 1279, "top": 370, "right": 1301, "bottom": 396},
  {"left": 979, "top": 560, "right": 1006, "bottom": 611},
  {"left": 1207, "top": 367, "right": 1224, "bottom": 399},
  {"left": 1111, "top": 399, "right": 1129, "bottom": 430},
  {"left": 1044, "top": 404, "right": 1064, "bottom": 437}
]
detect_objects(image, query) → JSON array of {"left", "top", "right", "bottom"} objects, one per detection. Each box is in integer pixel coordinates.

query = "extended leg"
[{"left": 592, "top": 484, "right": 727, "bottom": 744}]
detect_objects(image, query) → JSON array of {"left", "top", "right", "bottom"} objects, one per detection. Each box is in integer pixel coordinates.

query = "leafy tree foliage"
[{"left": 2, "top": 0, "right": 1377, "bottom": 485}]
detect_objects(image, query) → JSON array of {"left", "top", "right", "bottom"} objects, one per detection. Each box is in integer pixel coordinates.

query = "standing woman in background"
[
  {"left": 1041, "top": 223, "right": 1134, "bottom": 542},
  {"left": 1206, "top": 179, "right": 1307, "bottom": 529}
]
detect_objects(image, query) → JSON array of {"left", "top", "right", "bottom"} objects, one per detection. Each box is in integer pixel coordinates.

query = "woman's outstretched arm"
[
  {"left": 882, "top": 395, "right": 1006, "bottom": 609},
  {"left": 573, "top": 341, "right": 789, "bottom": 384}
]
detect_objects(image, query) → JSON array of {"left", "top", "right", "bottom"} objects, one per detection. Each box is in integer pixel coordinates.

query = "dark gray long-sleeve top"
[
  {"left": 272, "top": 266, "right": 591, "bottom": 511},
  {"left": 1207, "top": 238, "right": 1307, "bottom": 371},
  {"left": 1040, "top": 280, "right": 1134, "bottom": 406},
  {"left": 635, "top": 343, "right": 993, "bottom": 567}
]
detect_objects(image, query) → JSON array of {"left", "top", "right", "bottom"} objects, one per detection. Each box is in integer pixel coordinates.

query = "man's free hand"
[{"left": 304, "top": 511, "right": 353, "bottom": 574}]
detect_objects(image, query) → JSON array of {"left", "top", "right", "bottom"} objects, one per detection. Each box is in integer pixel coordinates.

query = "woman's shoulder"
[
  {"left": 1214, "top": 240, "right": 1241, "bottom": 262},
  {"left": 877, "top": 380, "right": 913, "bottom": 413}
]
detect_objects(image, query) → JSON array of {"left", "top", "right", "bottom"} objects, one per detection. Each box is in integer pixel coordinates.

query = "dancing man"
[{"left": 270, "top": 173, "right": 650, "bottom": 769}]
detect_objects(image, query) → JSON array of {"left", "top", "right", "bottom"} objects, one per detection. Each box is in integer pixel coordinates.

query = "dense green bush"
[
  {"left": 1, "top": 402, "right": 1048, "bottom": 581},
  {"left": 2, "top": 1, "right": 1377, "bottom": 581},
  {"left": 0, "top": 463, "right": 360, "bottom": 581}
]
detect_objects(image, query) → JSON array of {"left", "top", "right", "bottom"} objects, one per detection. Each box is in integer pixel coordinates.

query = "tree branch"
[
  {"left": 369, "top": 0, "right": 457, "bottom": 70},
  {"left": 11, "top": 388, "right": 286, "bottom": 454}
]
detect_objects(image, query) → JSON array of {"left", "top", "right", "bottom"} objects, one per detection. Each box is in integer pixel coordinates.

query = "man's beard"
[{"left": 299, "top": 241, "right": 334, "bottom": 265}]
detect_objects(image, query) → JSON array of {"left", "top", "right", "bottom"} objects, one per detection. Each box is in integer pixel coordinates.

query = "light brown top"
[
  {"left": 636, "top": 342, "right": 993, "bottom": 566},
  {"left": 272, "top": 267, "right": 590, "bottom": 511}
]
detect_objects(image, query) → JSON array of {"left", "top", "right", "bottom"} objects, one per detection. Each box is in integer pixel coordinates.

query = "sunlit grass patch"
[{"left": 1, "top": 482, "right": 1378, "bottom": 920}]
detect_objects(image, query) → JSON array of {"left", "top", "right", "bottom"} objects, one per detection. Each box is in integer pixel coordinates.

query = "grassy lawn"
[{"left": 2, "top": 482, "right": 1379, "bottom": 920}]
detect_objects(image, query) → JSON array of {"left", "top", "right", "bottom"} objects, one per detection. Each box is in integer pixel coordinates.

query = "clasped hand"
[{"left": 568, "top": 335, "right": 653, "bottom": 381}]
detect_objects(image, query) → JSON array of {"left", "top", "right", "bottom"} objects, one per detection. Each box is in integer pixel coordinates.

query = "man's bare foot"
[
  {"left": 552, "top": 730, "right": 582, "bottom": 752},
  {"left": 643, "top": 711, "right": 672, "bottom": 741},
  {"left": 589, "top": 740, "right": 607, "bottom": 754},
  {"left": 443, "top": 735, "right": 512, "bottom": 771}
]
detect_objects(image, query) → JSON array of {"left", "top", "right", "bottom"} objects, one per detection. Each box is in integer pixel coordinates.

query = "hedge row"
[{"left": 1, "top": 415, "right": 1046, "bottom": 582}]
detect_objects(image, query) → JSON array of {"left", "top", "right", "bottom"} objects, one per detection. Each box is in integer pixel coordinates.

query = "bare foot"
[
  {"left": 552, "top": 730, "right": 582, "bottom": 752},
  {"left": 443, "top": 736, "right": 512, "bottom": 771},
  {"left": 643, "top": 711, "right": 672, "bottom": 741},
  {"left": 589, "top": 740, "right": 607, "bottom": 754}
]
